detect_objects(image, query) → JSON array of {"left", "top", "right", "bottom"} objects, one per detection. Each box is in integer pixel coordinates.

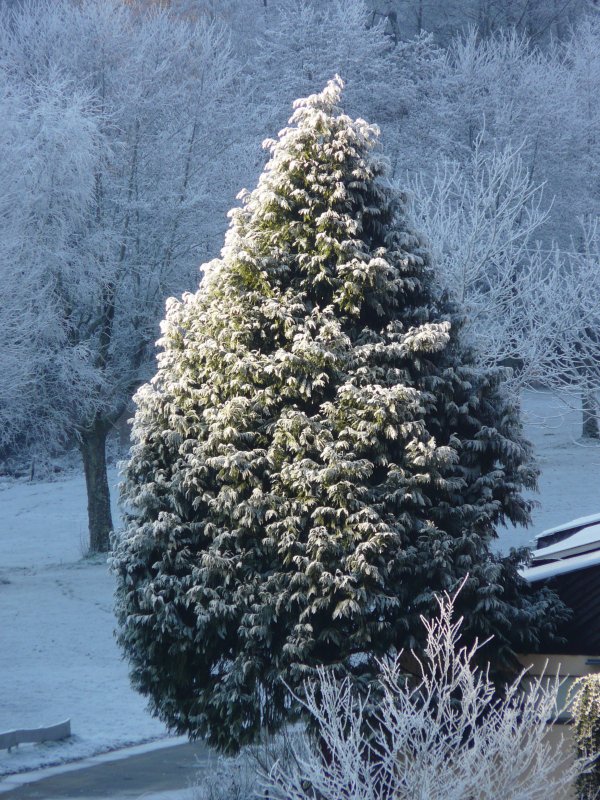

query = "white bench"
[{"left": 0, "top": 720, "right": 71, "bottom": 751}]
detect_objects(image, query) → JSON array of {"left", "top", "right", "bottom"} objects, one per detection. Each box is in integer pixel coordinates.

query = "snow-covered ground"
[
  {"left": 496, "top": 390, "right": 600, "bottom": 552},
  {"left": 0, "top": 467, "right": 168, "bottom": 778},
  {"left": 0, "top": 389, "right": 598, "bottom": 781}
]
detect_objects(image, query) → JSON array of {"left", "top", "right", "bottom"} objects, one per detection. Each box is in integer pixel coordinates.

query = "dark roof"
[
  {"left": 534, "top": 512, "right": 600, "bottom": 549},
  {"left": 522, "top": 514, "right": 600, "bottom": 655}
]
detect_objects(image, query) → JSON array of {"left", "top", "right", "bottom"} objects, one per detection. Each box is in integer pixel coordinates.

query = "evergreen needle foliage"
[
  {"left": 112, "top": 78, "right": 565, "bottom": 753},
  {"left": 572, "top": 675, "right": 600, "bottom": 799}
]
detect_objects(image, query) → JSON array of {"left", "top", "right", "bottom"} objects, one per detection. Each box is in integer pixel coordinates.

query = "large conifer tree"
[{"left": 113, "top": 79, "right": 563, "bottom": 752}]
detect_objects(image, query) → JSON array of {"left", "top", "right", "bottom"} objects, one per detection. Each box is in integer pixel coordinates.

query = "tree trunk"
[
  {"left": 582, "top": 388, "right": 600, "bottom": 440},
  {"left": 416, "top": 0, "right": 423, "bottom": 33},
  {"left": 79, "top": 418, "right": 113, "bottom": 552}
]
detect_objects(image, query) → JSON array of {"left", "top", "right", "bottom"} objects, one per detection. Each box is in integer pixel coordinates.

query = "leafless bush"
[{"left": 265, "top": 585, "right": 584, "bottom": 800}]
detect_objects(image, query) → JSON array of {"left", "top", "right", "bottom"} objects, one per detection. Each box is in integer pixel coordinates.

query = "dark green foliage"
[{"left": 112, "top": 78, "right": 566, "bottom": 753}]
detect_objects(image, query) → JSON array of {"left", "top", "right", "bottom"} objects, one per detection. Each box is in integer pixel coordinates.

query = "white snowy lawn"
[
  {"left": 0, "top": 389, "right": 598, "bottom": 779},
  {"left": 0, "top": 467, "right": 168, "bottom": 777},
  {"left": 496, "top": 390, "right": 600, "bottom": 551}
]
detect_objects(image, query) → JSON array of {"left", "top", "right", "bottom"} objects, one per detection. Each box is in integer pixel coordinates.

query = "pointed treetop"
[{"left": 292, "top": 74, "right": 344, "bottom": 113}]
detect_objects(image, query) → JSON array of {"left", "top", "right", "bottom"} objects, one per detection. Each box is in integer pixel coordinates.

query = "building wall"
[
  {"left": 543, "top": 723, "right": 577, "bottom": 800},
  {"left": 517, "top": 653, "right": 600, "bottom": 798}
]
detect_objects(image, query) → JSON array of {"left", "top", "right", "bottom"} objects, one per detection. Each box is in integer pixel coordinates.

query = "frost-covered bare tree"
[
  {"left": 403, "top": 29, "right": 567, "bottom": 237},
  {"left": 418, "top": 21, "right": 596, "bottom": 244},
  {"left": 265, "top": 587, "right": 583, "bottom": 800},
  {"left": 529, "top": 16, "right": 600, "bottom": 436},
  {"left": 557, "top": 16, "right": 600, "bottom": 228},
  {"left": 541, "top": 219, "right": 600, "bottom": 439},
  {"left": 0, "top": 0, "right": 242, "bottom": 550},
  {"left": 395, "top": 23, "right": 600, "bottom": 433},
  {"left": 256, "top": 0, "right": 402, "bottom": 133},
  {"left": 0, "top": 76, "right": 102, "bottom": 459},
  {"left": 408, "top": 139, "right": 565, "bottom": 396},
  {"left": 409, "top": 131, "right": 600, "bottom": 436},
  {"left": 370, "top": 0, "right": 588, "bottom": 43}
]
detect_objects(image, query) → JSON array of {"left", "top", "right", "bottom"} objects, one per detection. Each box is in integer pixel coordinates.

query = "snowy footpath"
[
  {"left": 0, "top": 739, "right": 205, "bottom": 799},
  {"left": 0, "top": 389, "right": 599, "bottom": 783}
]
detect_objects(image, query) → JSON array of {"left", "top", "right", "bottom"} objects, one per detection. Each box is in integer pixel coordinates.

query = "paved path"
[{"left": 0, "top": 741, "right": 209, "bottom": 799}]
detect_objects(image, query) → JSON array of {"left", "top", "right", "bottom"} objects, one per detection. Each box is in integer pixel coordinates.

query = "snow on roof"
[
  {"left": 534, "top": 511, "right": 600, "bottom": 540},
  {"left": 533, "top": 523, "right": 600, "bottom": 561},
  {"left": 521, "top": 549, "right": 600, "bottom": 582}
]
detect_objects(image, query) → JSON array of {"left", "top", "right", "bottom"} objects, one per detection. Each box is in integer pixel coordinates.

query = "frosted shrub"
[
  {"left": 194, "top": 729, "right": 300, "bottom": 800},
  {"left": 193, "top": 751, "right": 257, "bottom": 800},
  {"left": 265, "top": 587, "right": 582, "bottom": 800}
]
